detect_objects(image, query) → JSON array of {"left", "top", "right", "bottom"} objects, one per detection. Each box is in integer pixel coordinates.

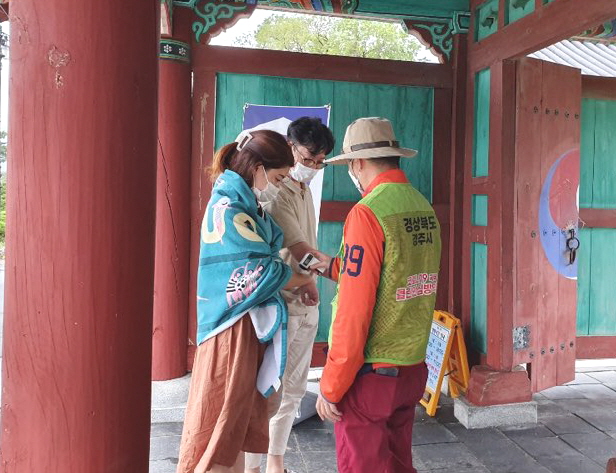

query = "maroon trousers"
[{"left": 334, "top": 363, "right": 428, "bottom": 473}]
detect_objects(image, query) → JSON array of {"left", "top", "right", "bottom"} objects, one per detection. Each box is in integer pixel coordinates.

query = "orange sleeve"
[
  {"left": 320, "top": 204, "right": 384, "bottom": 403},
  {"left": 328, "top": 256, "right": 341, "bottom": 282}
]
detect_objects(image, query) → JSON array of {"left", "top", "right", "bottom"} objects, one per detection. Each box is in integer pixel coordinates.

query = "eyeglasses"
[{"left": 293, "top": 144, "right": 328, "bottom": 170}]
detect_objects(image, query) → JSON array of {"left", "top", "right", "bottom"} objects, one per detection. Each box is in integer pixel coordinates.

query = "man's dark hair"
[{"left": 287, "top": 117, "right": 335, "bottom": 155}]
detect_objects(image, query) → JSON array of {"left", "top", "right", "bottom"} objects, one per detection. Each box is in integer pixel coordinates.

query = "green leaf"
[{"left": 251, "top": 14, "right": 422, "bottom": 61}]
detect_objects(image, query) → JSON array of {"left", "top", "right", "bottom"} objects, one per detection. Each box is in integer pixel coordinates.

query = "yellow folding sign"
[{"left": 420, "top": 310, "right": 470, "bottom": 416}]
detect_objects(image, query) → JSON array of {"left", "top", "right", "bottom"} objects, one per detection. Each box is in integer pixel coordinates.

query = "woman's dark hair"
[
  {"left": 287, "top": 117, "right": 335, "bottom": 155},
  {"left": 210, "top": 130, "right": 294, "bottom": 186}
]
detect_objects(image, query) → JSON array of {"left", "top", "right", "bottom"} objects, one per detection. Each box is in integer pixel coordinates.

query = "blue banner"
[
  {"left": 242, "top": 104, "right": 331, "bottom": 229},
  {"left": 242, "top": 104, "right": 330, "bottom": 136}
]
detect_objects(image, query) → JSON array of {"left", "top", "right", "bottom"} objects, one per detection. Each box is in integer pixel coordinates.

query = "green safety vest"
[{"left": 330, "top": 180, "right": 442, "bottom": 365}]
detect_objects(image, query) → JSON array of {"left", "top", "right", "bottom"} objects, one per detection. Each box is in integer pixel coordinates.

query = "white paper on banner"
[
  {"left": 425, "top": 321, "right": 451, "bottom": 392},
  {"left": 247, "top": 117, "right": 292, "bottom": 136},
  {"left": 308, "top": 171, "right": 324, "bottom": 225}
]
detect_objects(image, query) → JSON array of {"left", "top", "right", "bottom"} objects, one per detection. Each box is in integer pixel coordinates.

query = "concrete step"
[
  {"left": 151, "top": 374, "right": 190, "bottom": 424},
  {"left": 151, "top": 374, "right": 318, "bottom": 425}
]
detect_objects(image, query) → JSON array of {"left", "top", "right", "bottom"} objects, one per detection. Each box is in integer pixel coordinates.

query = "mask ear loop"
[
  {"left": 262, "top": 165, "right": 273, "bottom": 186},
  {"left": 349, "top": 160, "right": 358, "bottom": 178}
]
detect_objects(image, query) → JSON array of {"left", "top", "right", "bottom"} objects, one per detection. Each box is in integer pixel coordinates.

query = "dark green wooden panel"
[
  {"left": 472, "top": 194, "right": 488, "bottom": 226},
  {"left": 215, "top": 73, "right": 434, "bottom": 201},
  {"left": 316, "top": 222, "right": 343, "bottom": 342},
  {"left": 576, "top": 228, "right": 592, "bottom": 335},
  {"left": 475, "top": 0, "right": 499, "bottom": 41},
  {"left": 473, "top": 69, "right": 491, "bottom": 177},
  {"left": 577, "top": 98, "right": 616, "bottom": 337},
  {"left": 505, "top": 0, "right": 534, "bottom": 25},
  {"left": 471, "top": 243, "right": 488, "bottom": 353},
  {"left": 579, "top": 99, "right": 596, "bottom": 208},
  {"left": 588, "top": 229, "right": 616, "bottom": 335},
  {"left": 215, "top": 73, "right": 435, "bottom": 341},
  {"left": 356, "top": 0, "right": 469, "bottom": 18},
  {"left": 591, "top": 100, "right": 616, "bottom": 208}
]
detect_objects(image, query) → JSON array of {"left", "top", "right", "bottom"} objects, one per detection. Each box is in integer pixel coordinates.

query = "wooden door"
[
  {"left": 190, "top": 46, "right": 454, "bottom": 368},
  {"left": 514, "top": 58, "right": 581, "bottom": 391}
]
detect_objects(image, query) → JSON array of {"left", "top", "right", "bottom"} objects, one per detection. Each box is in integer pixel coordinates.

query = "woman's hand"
[
  {"left": 284, "top": 272, "right": 313, "bottom": 290},
  {"left": 298, "top": 280, "right": 319, "bottom": 306}
]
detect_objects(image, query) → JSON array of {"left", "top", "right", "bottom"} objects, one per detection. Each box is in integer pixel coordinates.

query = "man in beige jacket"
[{"left": 245, "top": 117, "right": 334, "bottom": 473}]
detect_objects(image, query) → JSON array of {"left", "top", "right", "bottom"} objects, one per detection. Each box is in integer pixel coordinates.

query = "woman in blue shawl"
[{"left": 177, "top": 130, "right": 317, "bottom": 473}]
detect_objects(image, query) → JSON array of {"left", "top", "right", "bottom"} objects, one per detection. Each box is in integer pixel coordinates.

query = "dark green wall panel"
[
  {"left": 578, "top": 98, "right": 616, "bottom": 337},
  {"left": 472, "top": 194, "right": 488, "bottom": 226},
  {"left": 471, "top": 242, "right": 488, "bottom": 353},
  {"left": 577, "top": 228, "right": 616, "bottom": 336},
  {"left": 505, "top": 0, "right": 534, "bottom": 25},
  {"left": 587, "top": 229, "right": 616, "bottom": 335},
  {"left": 356, "top": 0, "right": 469, "bottom": 18},
  {"left": 475, "top": 0, "right": 499, "bottom": 41},
  {"left": 215, "top": 73, "right": 434, "bottom": 201},
  {"left": 591, "top": 100, "right": 616, "bottom": 208},
  {"left": 316, "top": 222, "right": 343, "bottom": 342},
  {"left": 576, "top": 227, "right": 592, "bottom": 335},
  {"left": 215, "top": 73, "right": 435, "bottom": 342},
  {"left": 579, "top": 99, "right": 596, "bottom": 209},
  {"left": 473, "top": 69, "right": 491, "bottom": 177}
]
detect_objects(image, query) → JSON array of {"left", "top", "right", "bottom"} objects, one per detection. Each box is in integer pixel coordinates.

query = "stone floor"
[{"left": 150, "top": 363, "right": 616, "bottom": 473}]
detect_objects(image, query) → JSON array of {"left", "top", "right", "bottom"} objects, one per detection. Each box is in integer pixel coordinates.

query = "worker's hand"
[
  {"left": 316, "top": 392, "right": 342, "bottom": 422},
  {"left": 311, "top": 250, "right": 332, "bottom": 277},
  {"left": 298, "top": 280, "right": 319, "bottom": 306}
]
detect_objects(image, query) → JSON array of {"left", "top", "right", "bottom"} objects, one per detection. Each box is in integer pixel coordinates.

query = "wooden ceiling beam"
[
  {"left": 0, "top": 2, "right": 8, "bottom": 22},
  {"left": 469, "top": 0, "right": 616, "bottom": 72},
  {"left": 193, "top": 44, "right": 453, "bottom": 89}
]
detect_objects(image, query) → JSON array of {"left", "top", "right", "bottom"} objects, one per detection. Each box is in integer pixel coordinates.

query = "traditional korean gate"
[
  {"left": 216, "top": 73, "right": 434, "bottom": 342},
  {"left": 513, "top": 58, "right": 581, "bottom": 391},
  {"left": 576, "top": 77, "right": 616, "bottom": 359},
  {"left": 213, "top": 72, "right": 436, "bottom": 349},
  {"left": 190, "top": 45, "right": 455, "bottom": 364}
]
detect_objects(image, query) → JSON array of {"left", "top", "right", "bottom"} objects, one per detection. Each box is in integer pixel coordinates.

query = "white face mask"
[
  {"left": 348, "top": 162, "right": 364, "bottom": 194},
  {"left": 252, "top": 167, "right": 281, "bottom": 203},
  {"left": 289, "top": 161, "right": 319, "bottom": 183}
]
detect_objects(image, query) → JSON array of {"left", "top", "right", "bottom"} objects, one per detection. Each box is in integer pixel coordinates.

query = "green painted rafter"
[
  {"left": 405, "top": 12, "right": 469, "bottom": 61},
  {"left": 188, "top": 1, "right": 256, "bottom": 43},
  {"left": 174, "top": 0, "right": 358, "bottom": 14},
  {"left": 575, "top": 19, "right": 616, "bottom": 42},
  {"left": 355, "top": 0, "right": 469, "bottom": 19},
  {"left": 175, "top": 0, "right": 470, "bottom": 49}
]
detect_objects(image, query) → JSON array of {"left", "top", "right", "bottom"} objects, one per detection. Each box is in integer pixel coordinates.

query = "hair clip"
[{"left": 236, "top": 131, "right": 254, "bottom": 151}]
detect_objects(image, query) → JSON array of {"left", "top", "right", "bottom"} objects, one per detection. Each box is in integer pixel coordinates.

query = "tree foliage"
[
  {"left": 0, "top": 174, "right": 5, "bottom": 244},
  {"left": 0, "top": 131, "right": 6, "bottom": 245},
  {"left": 238, "top": 15, "right": 422, "bottom": 61},
  {"left": 0, "top": 131, "right": 7, "bottom": 165}
]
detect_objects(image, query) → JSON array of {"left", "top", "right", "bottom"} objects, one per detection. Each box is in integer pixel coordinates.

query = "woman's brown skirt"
[{"left": 176, "top": 316, "right": 268, "bottom": 473}]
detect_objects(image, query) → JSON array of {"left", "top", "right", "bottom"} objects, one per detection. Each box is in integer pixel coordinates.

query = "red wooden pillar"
[
  {"left": 463, "top": 59, "right": 534, "bottom": 406},
  {"left": 0, "top": 0, "right": 159, "bottom": 471},
  {"left": 152, "top": 21, "right": 192, "bottom": 380},
  {"left": 188, "top": 51, "right": 217, "bottom": 370},
  {"left": 448, "top": 33, "right": 468, "bottom": 318},
  {"left": 462, "top": 4, "right": 532, "bottom": 402}
]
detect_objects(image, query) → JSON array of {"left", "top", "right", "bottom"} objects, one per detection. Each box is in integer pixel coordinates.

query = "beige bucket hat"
[{"left": 325, "top": 117, "right": 417, "bottom": 164}]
